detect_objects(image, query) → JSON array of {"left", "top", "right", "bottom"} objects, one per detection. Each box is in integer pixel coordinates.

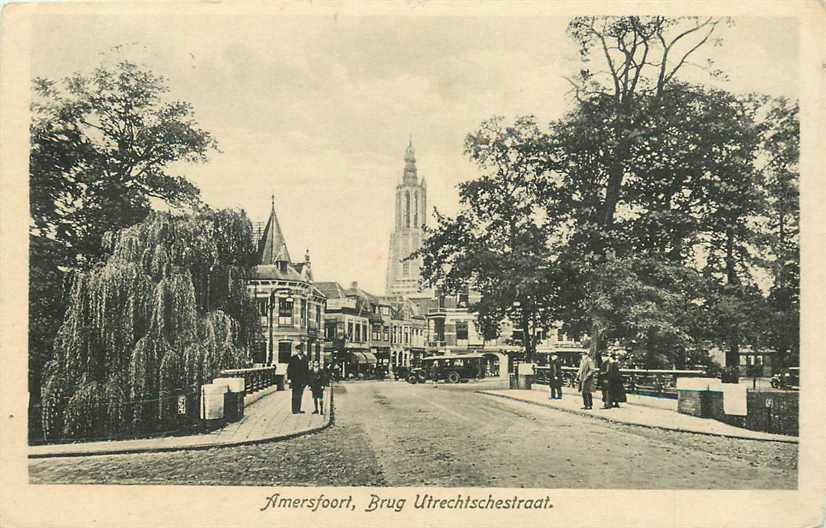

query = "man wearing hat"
[
  {"left": 287, "top": 348, "right": 310, "bottom": 414},
  {"left": 548, "top": 353, "right": 563, "bottom": 400}
]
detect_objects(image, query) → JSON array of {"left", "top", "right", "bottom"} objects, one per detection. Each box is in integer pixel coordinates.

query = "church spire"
[{"left": 403, "top": 136, "right": 417, "bottom": 185}]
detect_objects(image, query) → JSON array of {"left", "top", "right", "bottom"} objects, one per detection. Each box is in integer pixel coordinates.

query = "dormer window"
[{"left": 279, "top": 261, "right": 288, "bottom": 273}]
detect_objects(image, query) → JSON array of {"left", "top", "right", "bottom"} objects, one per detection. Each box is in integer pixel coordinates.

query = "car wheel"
[
  {"left": 447, "top": 371, "right": 460, "bottom": 384},
  {"left": 407, "top": 374, "right": 418, "bottom": 384}
]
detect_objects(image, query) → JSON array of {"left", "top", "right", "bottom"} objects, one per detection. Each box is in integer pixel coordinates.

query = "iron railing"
[
  {"left": 535, "top": 366, "right": 708, "bottom": 398},
  {"left": 29, "top": 388, "right": 203, "bottom": 445},
  {"left": 218, "top": 366, "right": 279, "bottom": 393}
]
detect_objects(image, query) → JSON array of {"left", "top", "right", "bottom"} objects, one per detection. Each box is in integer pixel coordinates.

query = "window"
[
  {"left": 257, "top": 299, "right": 268, "bottom": 317},
  {"left": 301, "top": 299, "right": 307, "bottom": 325},
  {"left": 355, "top": 324, "right": 361, "bottom": 342},
  {"left": 278, "top": 342, "right": 292, "bottom": 364},
  {"left": 434, "top": 319, "right": 445, "bottom": 342},
  {"left": 348, "top": 322, "right": 354, "bottom": 340},
  {"left": 402, "top": 262, "right": 410, "bottom": 277},
  {"left": 278, "top": 297, "right": 293, "bottom": 325},
  {"left": 373, "top": 326, "right": 381, "bottom": 341},
  {"left": 414, "top": 191, "right": 418, "bottom": 227},
  {"left": 405, "top": 191, "right": 410, "bottom": 228},
  {"left": 458, "top": 293, "right": 468, "bottom": 307},
  {"left": 383, "top": 326, "right": 390, "bottom": 342},
  {"left": 456, "top": 321, "right": 468, "bottom": 340},
  {"left": 316, "top": 305, "right": 321, "bottom": 324}
]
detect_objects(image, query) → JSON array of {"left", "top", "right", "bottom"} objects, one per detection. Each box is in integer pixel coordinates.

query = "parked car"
[
  {"left": 405, "top": 354, "right": 483, "bottom": 384},
  {"left": 770, "top": 367, "right": 799, "bottom": 390}
]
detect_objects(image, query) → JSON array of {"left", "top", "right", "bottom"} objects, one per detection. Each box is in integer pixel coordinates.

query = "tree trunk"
[
  {"left": 589, "top": 315, "right": 607, "bottom": 366},
  {"left": 521, "top": 308, "right": 533, "bottom": 363},
  {"left": 724, "top": 227, "right": 740, "bottom": 369}
]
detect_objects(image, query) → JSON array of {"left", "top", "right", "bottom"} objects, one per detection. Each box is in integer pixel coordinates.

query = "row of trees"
[
  {"left": 30, "top": 60, "right": 263, "bottom": 438},
  {"left": 414, "top": 17, "right": 799, "bottom": 372}
]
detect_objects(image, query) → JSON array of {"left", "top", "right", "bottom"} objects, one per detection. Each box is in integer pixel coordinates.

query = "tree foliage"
[
  {"left": 29, "top": 60, "right": 218, "bottom": 398},
  {"left": 414, "top": 116, "right": 561, "bottom": 360},
  {"left": 30, "top": 60, "right": 217, "bottom": 264},
  {"left": 40, "top": 209, "right": 261, "bottom": 439},
  {"left": 417, "top": 17, "right": 799, "bottom": 372}
]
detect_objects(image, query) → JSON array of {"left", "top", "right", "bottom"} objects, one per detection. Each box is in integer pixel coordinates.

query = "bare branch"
[{"left": 663, "top": 21, "right": 719, "bottom": 85}]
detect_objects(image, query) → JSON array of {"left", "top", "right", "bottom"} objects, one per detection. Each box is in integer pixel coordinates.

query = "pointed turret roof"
[{"left": 258, "top": 194, "right": 292, "bottom": 265}]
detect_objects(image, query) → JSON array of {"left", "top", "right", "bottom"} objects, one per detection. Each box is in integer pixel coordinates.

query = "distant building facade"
[
  {"left": 247, "top": 197, "right": 326, "bottom": 373},
  {"left": 318, "top": 280, "right": 427, "bottom": 378},
  {"left": 385, "top": 139, "right": 429, "bottom": 298}
]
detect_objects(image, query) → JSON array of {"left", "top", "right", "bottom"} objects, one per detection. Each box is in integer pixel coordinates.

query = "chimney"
[{"left": 350, "top": 281, "right": 359, "bottom": 290}]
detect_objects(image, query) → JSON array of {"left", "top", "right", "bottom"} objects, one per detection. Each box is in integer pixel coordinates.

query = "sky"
[{"left": 30, "top": 14, "right": 799, "bottom": 294}]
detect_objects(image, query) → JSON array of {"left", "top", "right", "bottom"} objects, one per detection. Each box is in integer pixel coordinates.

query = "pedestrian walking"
[
  {"left": 599, "top": 356, "right": 613, "bottom": 409},
  {"left": 548, "top": 353, "right": 563, "bottom": 400},
  {"left": 309, "top": 361, "right": 329, "bottom": 415},
  {"left": 287, "top": 349, "right": 310, "bottom": 414},
  {"left": 576, "top": 353, "right": 596, "bottom": 410},
  {"left": 607, "top": 355, "right": 626, "bottom": 408}
]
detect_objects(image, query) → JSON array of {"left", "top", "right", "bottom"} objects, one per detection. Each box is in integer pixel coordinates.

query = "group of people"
[
  {"left": 286, "top": 350, "right": 329, "bottom": 415},
  {"left": 575, "top": 353, "right": 627, "bottom": 410}
]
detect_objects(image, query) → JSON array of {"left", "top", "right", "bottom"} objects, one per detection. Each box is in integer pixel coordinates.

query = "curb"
[
  {"left": 477, "top": 390, "right": 798, "bottom": 444},
  {"left": 28, "top": 389, "right": 335, "bottom": 459}
]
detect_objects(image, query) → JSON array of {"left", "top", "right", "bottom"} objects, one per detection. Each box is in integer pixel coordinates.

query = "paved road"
[{"left": 29, "top": 380, "right": 797, "bottom": 488}]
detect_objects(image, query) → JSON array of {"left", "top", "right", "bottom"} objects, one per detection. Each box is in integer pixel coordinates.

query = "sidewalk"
[
  {"left": 478, "top": 386, "right": 797, "bottom": 443},
  {"left": 28, "top": 386, "right": 333, "bottom": 458}
]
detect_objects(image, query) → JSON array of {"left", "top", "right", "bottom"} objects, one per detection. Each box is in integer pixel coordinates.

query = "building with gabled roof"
[{"left": 246, "top": 196, "right": 326, "bottom": 372}]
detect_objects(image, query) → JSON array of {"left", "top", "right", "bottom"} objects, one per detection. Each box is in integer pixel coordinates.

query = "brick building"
[{"left": 246, "top": 196, "right": 326, "bottom": 373}]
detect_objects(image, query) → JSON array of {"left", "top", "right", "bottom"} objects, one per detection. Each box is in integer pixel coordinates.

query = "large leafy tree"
[
  {"left": 30, "top": 60, "right": 217, "bottom": 264},
  {"left": 548, "top": 17, "right": 740, "bottom": 363},
  {"left": 41, "top": 209, "right": 261, "bottom": 440},
  {"left": 29, "top": 60, "right": 218, "bottom": 398},
  {"left": 414, "top": 117, "right": 561, "bottom": 362}
]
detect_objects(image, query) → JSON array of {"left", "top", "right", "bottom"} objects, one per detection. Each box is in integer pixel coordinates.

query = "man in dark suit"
[
  {"left": 548, "top": 353, "right": 563, "bottom": 399},
  {"left": 287, "top": 349, "right": 310, "bottom": 414}
]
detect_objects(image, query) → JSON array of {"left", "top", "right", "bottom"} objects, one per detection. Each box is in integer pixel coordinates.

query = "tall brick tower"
[{"left": 385, "top": 138, "right": 428, "bottom": 298}]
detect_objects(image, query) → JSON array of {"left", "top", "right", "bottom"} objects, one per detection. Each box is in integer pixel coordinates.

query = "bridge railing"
[
  {"left": 536, "top": 366, "right": 708, "bottom": 398},
  {"left": 218, "top": 366, "right": 278, "bottom": 393}
]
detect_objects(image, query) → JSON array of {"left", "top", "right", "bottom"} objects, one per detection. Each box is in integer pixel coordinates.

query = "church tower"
[{"left": 385, "top": 138, "right": 429, "bottom": 298}]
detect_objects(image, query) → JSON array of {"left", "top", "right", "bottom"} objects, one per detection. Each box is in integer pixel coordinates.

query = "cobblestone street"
[{"left": 29, "top": 381, "right": 797, "bottom": 488}]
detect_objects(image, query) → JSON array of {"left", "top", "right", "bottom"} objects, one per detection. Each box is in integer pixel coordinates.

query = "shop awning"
[{"left": 355, "top": 352, "right": 378, "bottom": 365}]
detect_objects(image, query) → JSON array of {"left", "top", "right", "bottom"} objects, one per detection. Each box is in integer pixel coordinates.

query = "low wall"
[
  {"left": 677, "top": 389, "right": 724, "bottom": 419},
  {"left": 746, "top": 389, "right": 799, "bottom": 436}
]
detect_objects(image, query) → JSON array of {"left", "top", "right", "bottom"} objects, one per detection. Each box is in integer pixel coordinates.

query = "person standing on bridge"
[
  {"left": 309, "top": 360, "right": 328, "bottom": 415},
  {"left": 287, "top": 348, "right": 310, "bottom": 414},
  {"left": 576, "top": 353, "right": 596, "bottom": 410}
]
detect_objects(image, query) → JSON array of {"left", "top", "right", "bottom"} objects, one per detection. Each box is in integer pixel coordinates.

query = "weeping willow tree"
[{"left": 40, "top": 209, "right": 262, "bottom": 439}]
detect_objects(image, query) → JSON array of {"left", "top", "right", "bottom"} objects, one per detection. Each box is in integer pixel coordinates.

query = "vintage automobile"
[
  {"left": 770, "top": 367, "right": 800, "bottom": 390},
  {"left": 406, "top": 354, "right": 483, "bottom": 384}
]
